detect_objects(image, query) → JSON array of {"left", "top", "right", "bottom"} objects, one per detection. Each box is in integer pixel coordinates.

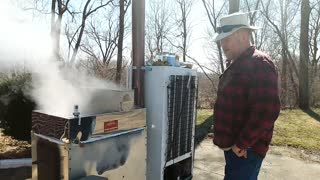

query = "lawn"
[
  {"left": 195, "top": 108, "right": 320, "bottom": 152},
  {"left": 272, "top": 108, "right": 320, "bottom": 151},
  {"left": 196, "top": 109, "right": 213, "bottom": 125},
  {"left": 195, "top": 109, "right": 213, "bottom": 146}
]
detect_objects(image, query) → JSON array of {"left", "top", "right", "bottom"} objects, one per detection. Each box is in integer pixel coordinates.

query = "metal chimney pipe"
[{"left": 132, "top": 0, "right": 145, "bottom": 108}]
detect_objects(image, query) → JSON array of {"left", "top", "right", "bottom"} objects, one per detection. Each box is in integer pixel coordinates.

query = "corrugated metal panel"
[{"left": 166, "top": 75, "right": 197, "bottom": 161}]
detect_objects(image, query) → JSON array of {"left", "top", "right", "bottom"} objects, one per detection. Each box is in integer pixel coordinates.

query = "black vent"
[{"left": 166, "top": 75, "right": 197, "bottom": 161}]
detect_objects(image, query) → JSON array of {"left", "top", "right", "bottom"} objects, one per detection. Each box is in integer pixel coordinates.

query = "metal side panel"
[
  {"left": 31, "top": 132, "right": 69, "bottom": 180},
  {"left": 144, "top": 66, "right": 197, "bottom": 180},
  {"left": 68, "top": 128, "right": 146, "bottom": 180}
]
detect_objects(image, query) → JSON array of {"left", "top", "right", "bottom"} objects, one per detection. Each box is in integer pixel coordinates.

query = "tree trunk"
[
  {"left": 216, "top": 43, "right": 225, "bottom": 72},
  {"left": 70, "top": 19, "right": 86, "bottom": 63},
  {"left": 299, "top": 0, "right": 311, "bottom": 109},
  {"left": 289, "top": 63, "right": 299, "bottom": 107},
  {"left": 179, "top": 0, "right": 188, "bottom": 62},
  {"left": 280, "top": 0, "right": 288, "bottom": 107},
  {"left": 229, "top": 0, "right": 239, "bottom": 14},
  {"left": 50, "top": 0, "right": 56, "bottom": 35},
  {"left": 116, "top": 0, "right": 125, "bottom": 83},
  {"left": 183, "top": 14, "right": 187, "bottom": 62},
  {"left": 281, "top": 46, "right": 288, "bottom": 107},
  {"left": 50, "top": 0, "right": 61, "bottom": 61}
]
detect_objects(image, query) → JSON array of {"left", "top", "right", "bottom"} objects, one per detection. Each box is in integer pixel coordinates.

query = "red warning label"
[{"left": 104, "top": 120, "right": 118, "bottom": 133}]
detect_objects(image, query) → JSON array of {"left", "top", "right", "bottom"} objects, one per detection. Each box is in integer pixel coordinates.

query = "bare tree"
[
  {"left": 174, "top": 0, "right": 193, "bottom": 62},
  {"left": 299, "top": 0, "right": 311, "bottom": 109},
  {"left": 309, "top": 2, "right": 320, "bottom": 106},
  {"left": 82, "top": 16, "right": 119, "bottom": 66},
  {"left": 261, "top": 0, "right": 301, "bottom": 107},
  {"left": 197, "top": 72, "right": 219, "bottom": 108},
  {"left": 279, "top": 0, "right": 289, "bottom": 106},
  {"left": 69, "top": 0, "right": 113, "bottom": 63},
  {"left": 243, "top": 0, "right": 262, "bottom": 45},
  {"left": 116, "top": 0, "right": 131, "bottom": 83},
  {"left": 202, "top": 0, "right": 227, "bottom": 73},
  {"left": 145, "top": 0, "right": 173, "bottom": 61},
  {"left": 24, "top": 0, "right": 72, "bottom": 60}
]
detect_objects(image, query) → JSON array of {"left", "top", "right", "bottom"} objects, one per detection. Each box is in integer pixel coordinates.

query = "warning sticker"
[{"left": 104, "top": 120, "right": 118, "bottom": 133}]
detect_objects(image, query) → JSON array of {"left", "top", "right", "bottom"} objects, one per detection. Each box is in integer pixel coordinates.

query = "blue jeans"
[{"left": 224, "top": 149, "right": 263, "bottom": 180}]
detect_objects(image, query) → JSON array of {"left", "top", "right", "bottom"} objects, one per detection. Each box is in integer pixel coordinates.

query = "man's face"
[{"left": 220, "top": 32, "right": 241, "bottom": 60}]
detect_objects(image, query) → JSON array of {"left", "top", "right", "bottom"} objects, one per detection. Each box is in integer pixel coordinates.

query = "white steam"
[
  {"left": 0, "top": 1, "right": 122, "bottom": 117},
  {"left": 0, "top": 1, "right": 52, "bottom": 71}
]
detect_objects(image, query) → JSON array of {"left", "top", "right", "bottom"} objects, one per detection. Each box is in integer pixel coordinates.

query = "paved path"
[{"left": 193, "top": 138, "right": 320, "bottom": 180}]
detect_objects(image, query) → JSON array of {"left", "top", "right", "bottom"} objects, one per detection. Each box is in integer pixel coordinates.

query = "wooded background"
[{"left": 2, "top": 0, "right": 320, "bottom": 110}]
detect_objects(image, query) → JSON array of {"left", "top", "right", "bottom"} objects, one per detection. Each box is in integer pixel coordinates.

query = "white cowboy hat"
[{"left": 213, "top": 12, "right": 261, "bottom": 42}]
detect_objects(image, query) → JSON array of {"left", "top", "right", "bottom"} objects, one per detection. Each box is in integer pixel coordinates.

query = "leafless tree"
[
  {"left": 299, "top": 0, "right": 311, "bottom": 109},
  {"left": 115, "top": 0, "right": 131, "bottom": 83},
  {"left": 76, "top": 1, "right": 130, "bottom": 83},
  {"left": 278, "top": 0, "right": 290, "bottom": 106},
  {"left": 22, "top": 0, "right": 72, "bottom": 60},
  {"left": 67, "top": 0, "right": 113, "bottom": 63},
  {"left": 51, "top": 0, "right": 73, "bottom": 61},
  {"left": 174, "top": 0, "right": 193, "bottom": 62},
  {"left": 115, "top": 0, "right": 126, "bottom": 83},
  {"left": 202, "top": 0, "right": 227, "bottom": 73},
  {"left": 197, "top": 72, "right": 219, "bottom": 109},
  {"left": 261, "top": 0, "right": 301, "bottom": 107},
  {"left": 145, "top": 0, "right": 173, "bottom": 61},
  {"left": 309, "top": 1, "right": 320, "bottom": 106},
  {"left": 243, "top": 0, "right": 262, "bottom": 45},
  {"left": 81, "top": 16, "right": 118, "bottom": 67}
]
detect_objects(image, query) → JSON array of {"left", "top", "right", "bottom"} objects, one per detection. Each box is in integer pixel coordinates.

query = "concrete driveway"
[{"left": 193, "top": 138, "right": 320, "bottom": 180}]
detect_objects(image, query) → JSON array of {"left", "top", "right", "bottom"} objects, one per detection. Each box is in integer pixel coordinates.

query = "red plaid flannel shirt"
[{"left": 213, "top": 46, "right": 280, "bottom": 158}]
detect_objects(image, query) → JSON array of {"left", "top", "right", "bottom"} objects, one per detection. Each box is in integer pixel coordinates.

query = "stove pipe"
[{"left": 132, "top": 0, "right": 145, "bottom": 108}]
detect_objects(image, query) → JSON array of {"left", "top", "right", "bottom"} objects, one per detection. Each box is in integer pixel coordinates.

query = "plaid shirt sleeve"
[{"left": 235, "top": 56, "right": 280, "bottom": 150}]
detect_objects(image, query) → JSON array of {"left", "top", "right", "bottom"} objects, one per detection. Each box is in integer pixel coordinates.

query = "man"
[{"left": 212, "top": 12, "right": 281, "bottom": 180}]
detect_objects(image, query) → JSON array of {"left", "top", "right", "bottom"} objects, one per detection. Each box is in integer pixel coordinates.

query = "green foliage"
[{"left": 0, "top": 73, "right": 35, "bottom": 141}]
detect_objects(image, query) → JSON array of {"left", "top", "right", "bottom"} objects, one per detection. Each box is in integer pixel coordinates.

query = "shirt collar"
[
  {"left": 236, "top": 46, "right": 256, "bottom": 61},
  {"left": 220, "top": 46, "right": 256, "bottom": 78}
]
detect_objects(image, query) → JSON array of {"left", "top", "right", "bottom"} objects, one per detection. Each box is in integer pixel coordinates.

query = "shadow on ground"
[
  {"left": 195, "top": 115, "right": 213, "bottom": 147},
  {"left": 302, "top": 108, "right": 320, "bottom": 122}
]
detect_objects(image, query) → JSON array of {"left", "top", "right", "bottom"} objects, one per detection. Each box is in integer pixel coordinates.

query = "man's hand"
[
  {"left": 232, "top": 145, "right": 247, "bottom": 158},
  {"left": 208, "top": 125, "right": 214, "bottom": 139},
  {"left": 208, "top": 132, "right": 214, "bottom": 138}
]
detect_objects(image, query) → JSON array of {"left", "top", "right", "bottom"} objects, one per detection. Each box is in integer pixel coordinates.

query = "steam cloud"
[{"left": 0, "top": 1, "right": 122, "bottom": 117}]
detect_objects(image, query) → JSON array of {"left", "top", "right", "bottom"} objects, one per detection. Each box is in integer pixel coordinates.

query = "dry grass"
[
  {"left": 271, "top": 108, "right": 320, "bottom": 151},
  {"left": 196, "top": 109, "right": 213, "bottom": 125},
  {"left": 196, "top": 108, "right": 320, "bottom": 152}
]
